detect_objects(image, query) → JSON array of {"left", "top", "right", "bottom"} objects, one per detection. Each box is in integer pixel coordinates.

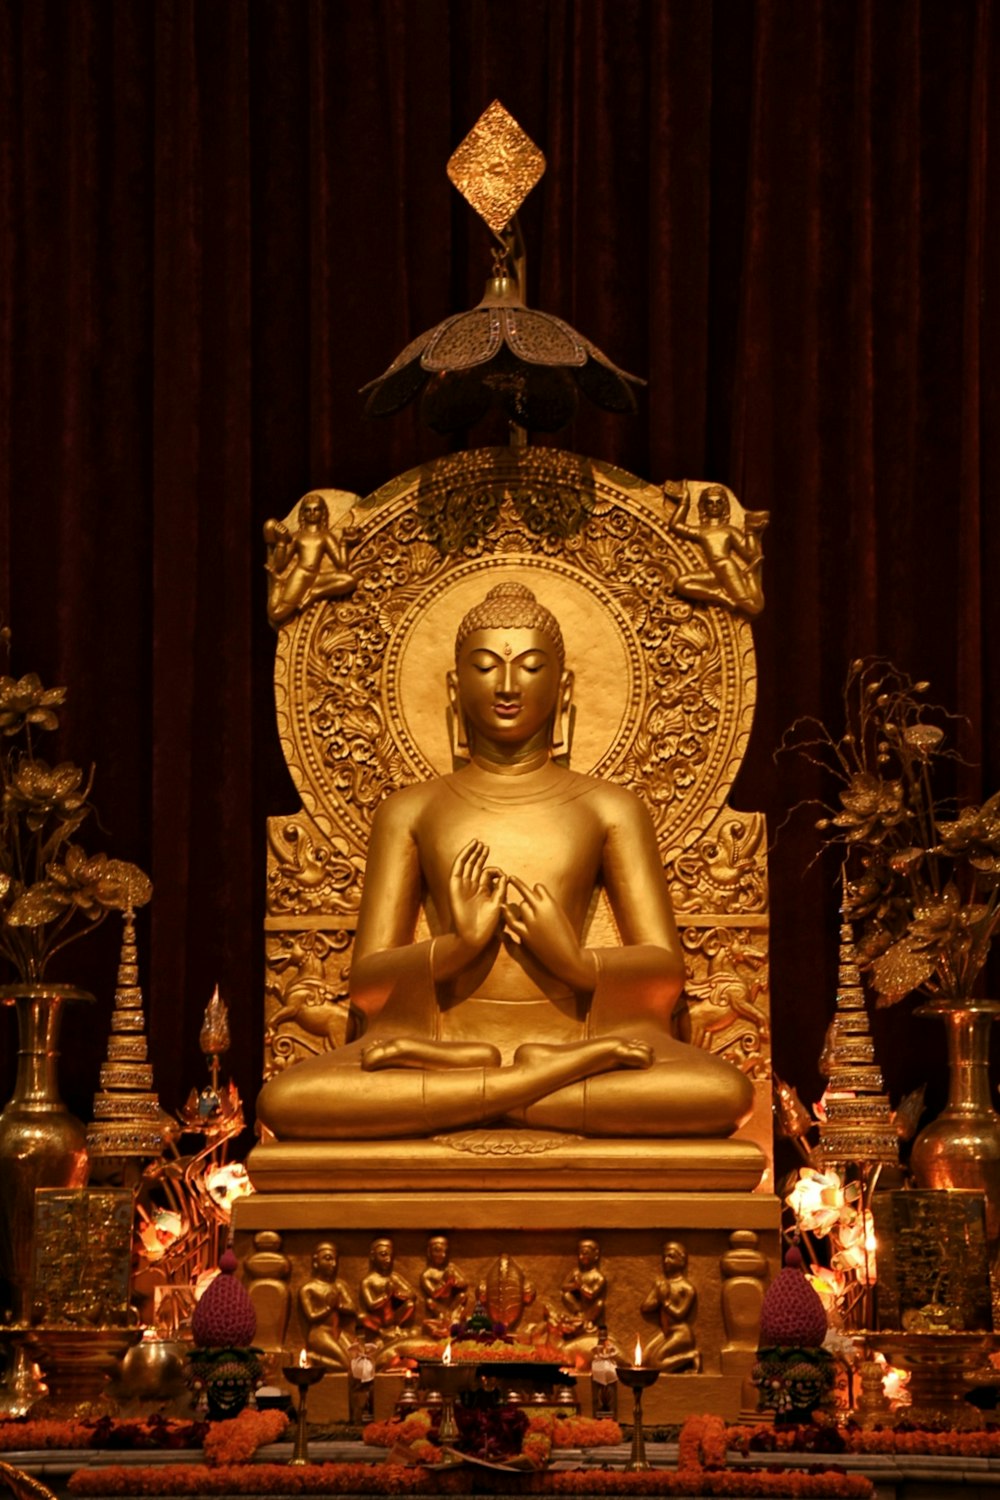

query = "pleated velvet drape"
[{"left": 1, "top": 0, "right": 997, "bottom": 1132}]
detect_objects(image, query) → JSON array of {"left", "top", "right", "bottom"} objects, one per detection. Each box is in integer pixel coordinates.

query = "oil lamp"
[
  {"left": 282, "top": 1348, "right": 324, "bottom": 1465},
  {"left": 615, "top": 1337, "right": 660, "bottom": 1472}
]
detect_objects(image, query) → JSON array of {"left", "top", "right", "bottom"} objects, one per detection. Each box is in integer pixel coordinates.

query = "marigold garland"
[
  {"left": 1, "top": 1420, "right": 94, "bottom": 1452},
  {"left": 0, "top": 1417, "right": 208, "bottom": 1453},
  {"left": 727, "top": 1421, "right": 1000, "bottom": 1459},
  {"left": 201, "top": 1409, "right": 289, "bottom": 1465},
  {"left": 66, "top": 1462, "right": 874, "bottom": 1497},
  {"left": 364, "top": 1413, "right": 621, "bottom": 1455},
  {"left": 678, "top": 1416, "right": 729, "bottom": 1470},
  {"left": 551, "top": 1417, "right": 623, "bottom": 1448}
]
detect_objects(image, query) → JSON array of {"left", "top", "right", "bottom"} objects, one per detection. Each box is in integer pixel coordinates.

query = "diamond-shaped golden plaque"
[{"left": 447, "top": 100, "right": 546, "bottom": 236}]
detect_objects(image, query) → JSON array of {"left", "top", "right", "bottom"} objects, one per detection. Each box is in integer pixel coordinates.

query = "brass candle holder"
[
  {"left": 282, "top": 1355, "right": 324, "bottom": 1465},
  {"left": 616, "top": 1358, "right": 660, "bottom": 1472},
  {"left": 873, "top": 1332, "right": 993, "bottom": 1430},
  {"left": 418, "top": 1355, "right": 475, "bottom": 1465}
]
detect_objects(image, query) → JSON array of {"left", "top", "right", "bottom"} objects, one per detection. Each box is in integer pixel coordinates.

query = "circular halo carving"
[
  {"left": 386, "top": 558, "right": 644, "bottom": 781},
  {"left": 276, "top": 448, "right": 756, "bottom": 861}
]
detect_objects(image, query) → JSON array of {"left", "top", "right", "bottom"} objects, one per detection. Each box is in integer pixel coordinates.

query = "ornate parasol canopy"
[{"left": 360, "top": 102, "right": 644, "bottom": 436}]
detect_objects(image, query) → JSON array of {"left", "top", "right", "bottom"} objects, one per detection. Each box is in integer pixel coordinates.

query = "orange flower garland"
[
  {"left": 678, "top": 1415, "right": 729, "bottom": 1470},
  {"left": 521, "top": 1412, "right": 554, "bottom": 1469},
  {"left": 67, "top": 1462, "right": 874, "bottom": 1496},
  {"left": 551, "top": 1416, "right": 623, "bottom": 1447},
  {"left": 726, "top": 1420, "right": 1000, "bottom": 1459},
  {"left": 201, "top": 1409, "right": 289, "bottom": 1464},
  {"left": 363, "top": 1412, "right": 621, "bottom": 1457},
  {"left": 1, "top": 1420, "right": 96, "bottom": 1451},
  {"left": 0, "top": 1417, "right": 207, "bottom": 1452}
]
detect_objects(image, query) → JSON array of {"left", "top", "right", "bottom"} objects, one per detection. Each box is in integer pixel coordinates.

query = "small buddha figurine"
[
  {"left": 419, "top": 1234, "right": 470, "bottom": 1337},
  {"left": 256, "top": 582, "right": 753, "bottom": 1140},
  {"left": 298, "top": 1240, "right": 357, "bottom": 1370}
]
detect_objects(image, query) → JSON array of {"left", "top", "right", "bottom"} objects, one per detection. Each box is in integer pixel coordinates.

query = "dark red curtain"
[{"left": 1, "top": 0, "right": 997, "bottom": 1131}]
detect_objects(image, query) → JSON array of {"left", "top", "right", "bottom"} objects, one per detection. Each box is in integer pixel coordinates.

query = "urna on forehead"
[{"left": 454, "top": 581, "right": 565, "bottom": 666}]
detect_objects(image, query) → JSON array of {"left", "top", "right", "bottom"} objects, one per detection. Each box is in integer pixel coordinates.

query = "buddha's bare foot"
[
  {"left": 513, "top": 1038, "right": 653, "bottom": 1074},
  {"left": 362, "top": 1037, "right": 502, "bottom": 1071},
  {"left": 361, "top": 1039, "right": 403, "bottom": 1070},
  {"left": 610, "top": 1038, "right": 654, "bottom": 1069}
]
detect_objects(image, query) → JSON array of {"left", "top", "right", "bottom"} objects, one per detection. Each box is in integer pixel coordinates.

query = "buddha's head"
[
  {"left": 578, "top": 1237, "right": 600, "bottom": 1267},
  {"left": 449, "top": 582, "right": 573, "bottom": 759}
]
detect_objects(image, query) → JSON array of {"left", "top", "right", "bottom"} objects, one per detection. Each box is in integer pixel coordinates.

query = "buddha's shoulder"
[
  {"left": 561, "top": 770, "right": 653, "bottom": 821},
  {"left": 371, "top": 779, "right": 442, "bottom": 827}
]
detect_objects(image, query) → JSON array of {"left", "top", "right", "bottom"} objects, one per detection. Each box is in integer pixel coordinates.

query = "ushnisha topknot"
[{"left": 454, "top": 582, "right": 565, "bottom": 666}]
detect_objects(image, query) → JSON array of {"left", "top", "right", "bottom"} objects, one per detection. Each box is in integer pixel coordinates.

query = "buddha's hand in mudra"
[
  {"left": 503, "top": 874, "right": 599, "bottom": 992},
  {"left": 448, "top": 839, "right": 506, "bottom": 957}
]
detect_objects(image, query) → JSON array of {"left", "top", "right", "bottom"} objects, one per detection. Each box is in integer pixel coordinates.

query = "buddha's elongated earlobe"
[
  {"left": 550, "top": 670, "right": 573, "bottom": 752},
  {"left": 447, "top": 671, "right": 471, "bottom": 759}
]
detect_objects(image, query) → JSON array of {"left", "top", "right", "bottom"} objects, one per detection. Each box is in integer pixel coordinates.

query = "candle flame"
[
  {"left": 298, "top": 1348, "right": 309, "bottom": 1368},
  {"left": 633, "top": 1336, "right": 643, "bottom": 1366},
  {"left": 443, "top": 1339, "right": 452, "bottom": 1366}
]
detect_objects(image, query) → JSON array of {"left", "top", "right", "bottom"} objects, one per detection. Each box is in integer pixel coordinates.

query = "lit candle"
[
  {"left": 633, "top": 1336, "right": 643, "bottom": 1367},
  {"left": 443, "top": 1338, "right": 452, "bottom": 1366},
  {"left": 298, "top": 1348, "right": 310, "bottom": 1369}
]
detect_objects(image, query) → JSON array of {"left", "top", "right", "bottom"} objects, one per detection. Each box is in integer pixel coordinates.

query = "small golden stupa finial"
[
  {"left": 814, "top": 867, "right": 898, "bottom": 1169},
  {"left": 87, "top": 902, "right": 164, "bottom": 1169},
  {"left": 447, "top": 100, "right": 546, "bottom": 237}
]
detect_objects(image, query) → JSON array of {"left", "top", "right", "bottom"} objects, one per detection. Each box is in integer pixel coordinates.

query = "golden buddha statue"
[{"left": 256, "top": 581, "right": 753, "bottom": 1142}]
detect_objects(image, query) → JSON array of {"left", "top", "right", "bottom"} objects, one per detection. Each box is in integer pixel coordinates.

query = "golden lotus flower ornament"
[{"left": 361, "top": 102, "right": 644, "bottom": 434}]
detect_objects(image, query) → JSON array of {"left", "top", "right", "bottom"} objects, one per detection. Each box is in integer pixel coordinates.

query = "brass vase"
[
  {"left": 910, "top": 999, "right": 1000, "bottom": 1244},
  {"left": 0, "top": 984, "right": 93, "bottom": 1324}
]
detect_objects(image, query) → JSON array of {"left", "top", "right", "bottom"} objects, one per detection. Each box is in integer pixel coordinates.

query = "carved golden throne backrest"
[{"left": 264, "top": 447, "right": 771, "bottom": 1169}]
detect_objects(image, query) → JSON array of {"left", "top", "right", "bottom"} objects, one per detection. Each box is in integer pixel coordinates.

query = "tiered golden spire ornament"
[
  {"left": 815, "top": 884, "right": 897, "bottom": 1170},
  {"left": 86, "top": 904, "right": 163, "bottom": 1171}
]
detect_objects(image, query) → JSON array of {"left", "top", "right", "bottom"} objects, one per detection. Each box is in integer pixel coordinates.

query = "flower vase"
[
  {"left": 910, "top": 999, "right": 1000, "bottom": 1245},
  {"left": 0, "top": 984, "right": 93, "bottom": 1325}
]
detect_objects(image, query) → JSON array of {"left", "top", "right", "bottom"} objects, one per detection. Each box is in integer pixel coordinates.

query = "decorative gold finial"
[
  {"left": 200, "top": 984, "right": 232, "bottom": 1058},
  {"left": 200, "top": 983, "right": 231, "bottom": 1095},
  {"left": 447, "top": 101, "right": 545, "bottom": 236}
]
